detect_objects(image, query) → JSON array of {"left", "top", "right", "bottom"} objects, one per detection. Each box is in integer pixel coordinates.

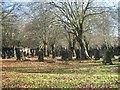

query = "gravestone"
[
  {"left": 103, "top": 47, "right": 114, "bottom": 65},
  {"left": 15, "top": 48, "right": 21, "bottom": 61},
  {"left": 38, "top": 49, "right": 44, "bottom": 62},
  {"left": 61, "top": 48, "right": 67, "bottom": 60}
]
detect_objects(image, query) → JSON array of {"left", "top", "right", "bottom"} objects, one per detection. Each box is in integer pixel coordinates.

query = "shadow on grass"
[
  {"left": 2, "top": 60, "right": 120, "bottom": 74},
  {"left": 2, "top": 65, "right": 119, "bottom": 74}
]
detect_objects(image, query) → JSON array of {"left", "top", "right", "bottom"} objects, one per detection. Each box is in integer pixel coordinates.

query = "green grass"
[
  {"left": 2, "top": 72, "right": 118, "bottom": 88},
  {"left": 2, "top": 60, "right": 120, "bottom": 88}
]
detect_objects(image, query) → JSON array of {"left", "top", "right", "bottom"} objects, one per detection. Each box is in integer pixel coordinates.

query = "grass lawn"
[{"left": 1, "top": 59, "right": 120, "bottom": 89}]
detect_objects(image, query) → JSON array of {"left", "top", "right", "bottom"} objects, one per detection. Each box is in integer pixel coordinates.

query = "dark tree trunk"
[
  {"left": 94, "top": 48, "right": 100, "bottom": 60},
  {"left": 67, "top": 49, "right": 72, "bottom": 60},
  {"left": 51, "top": 43, "right": 55, "bottom": 59},
  {"left": 75, "top": 49, "right": 80, "bottom": 60},
  {"left": 43, "top": 41, "right": 48, "bottom": 57},
  {"left": 77, "top": 37, "right": 91, "bottom": 60},
  {"left": 67, "top": 32, "right": 73, "bottom": 60},
  {"left": 75, "top": 25, "right": 91, "bottom": 60},
  {"left": 68, "top": 44, "right": 73, "bottom": 60},
  {"left": 88, "top": 48, "right": 94, "bottom": 58}
]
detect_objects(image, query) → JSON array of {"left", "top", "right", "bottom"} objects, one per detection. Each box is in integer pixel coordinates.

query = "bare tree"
[{"left": 50, "top": 0, "right": 113, "bottom": 60}]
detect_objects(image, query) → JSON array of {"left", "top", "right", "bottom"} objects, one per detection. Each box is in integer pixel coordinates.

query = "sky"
[
  {"left": 1, "top": 0, "right": 120, "bottom": 9},
  {"left": 1, "top": 0, "right": 120, "bottom": 3},
  {"left": 99, "top": 0, "right": 120, "bottom": 7}
]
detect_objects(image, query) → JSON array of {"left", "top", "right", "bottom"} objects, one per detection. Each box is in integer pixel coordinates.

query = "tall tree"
[{"left": 50, "top": 0, "right": 112, "bottom": 60}]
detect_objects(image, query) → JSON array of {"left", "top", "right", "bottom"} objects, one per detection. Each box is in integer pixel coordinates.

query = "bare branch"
[
  {"left": 84, "top": 10, "right": 108, "bottom": 18},
  {"left": 2, "top": 3, "right": 16, "bottom": 19}
]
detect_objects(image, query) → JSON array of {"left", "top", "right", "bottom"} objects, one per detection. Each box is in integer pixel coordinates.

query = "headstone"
[
  {"left": 38, "top": 49, "right": 44, "bottom": 62},
  {"left": 61, "top": 48, "right": 67, "bottom": 60},
  {"left": 15, "top": 48, "right": 21, "bottom": 61},
  {"left": 103, "top": 47, "right": 113, "bottom": 65}
]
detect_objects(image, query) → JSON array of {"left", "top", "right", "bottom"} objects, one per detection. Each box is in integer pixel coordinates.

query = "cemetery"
[{"left": 1, "top": 0, "right": 120, "bottom": 89}]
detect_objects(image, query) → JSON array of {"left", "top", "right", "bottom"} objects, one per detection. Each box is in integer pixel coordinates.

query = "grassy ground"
[{"left": 1, "top": 59, "right": 120, "bottom": 89}]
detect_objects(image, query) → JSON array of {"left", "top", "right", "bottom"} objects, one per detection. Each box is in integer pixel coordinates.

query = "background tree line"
[{"left": 1, "top": 1, "right": 119, "bottom": 64}]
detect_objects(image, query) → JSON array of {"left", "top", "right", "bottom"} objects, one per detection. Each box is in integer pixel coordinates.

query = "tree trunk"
[
  {"left": 94, "top": 48, "right": 100, "bottom": 60},
  {"left": 13, "top": 46, "right": 16, "bottom": 58},
  {"left": 76, "top": 37, "right": 90, "bottom": 60},
  {"left": 68, "top": 41, "right": 73, "bottom": 60},
  {"left": 43, "top": 41, "right": 48, "bottom": 57},
  {"left": 51, "top": 43, "right": 55, "bottom": 59},
  {"left": 72, "top": 36, "right": 76, "bottom": 57},
  {"left": 76, "top": 26, "right": 91, "bottom": 60}
]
